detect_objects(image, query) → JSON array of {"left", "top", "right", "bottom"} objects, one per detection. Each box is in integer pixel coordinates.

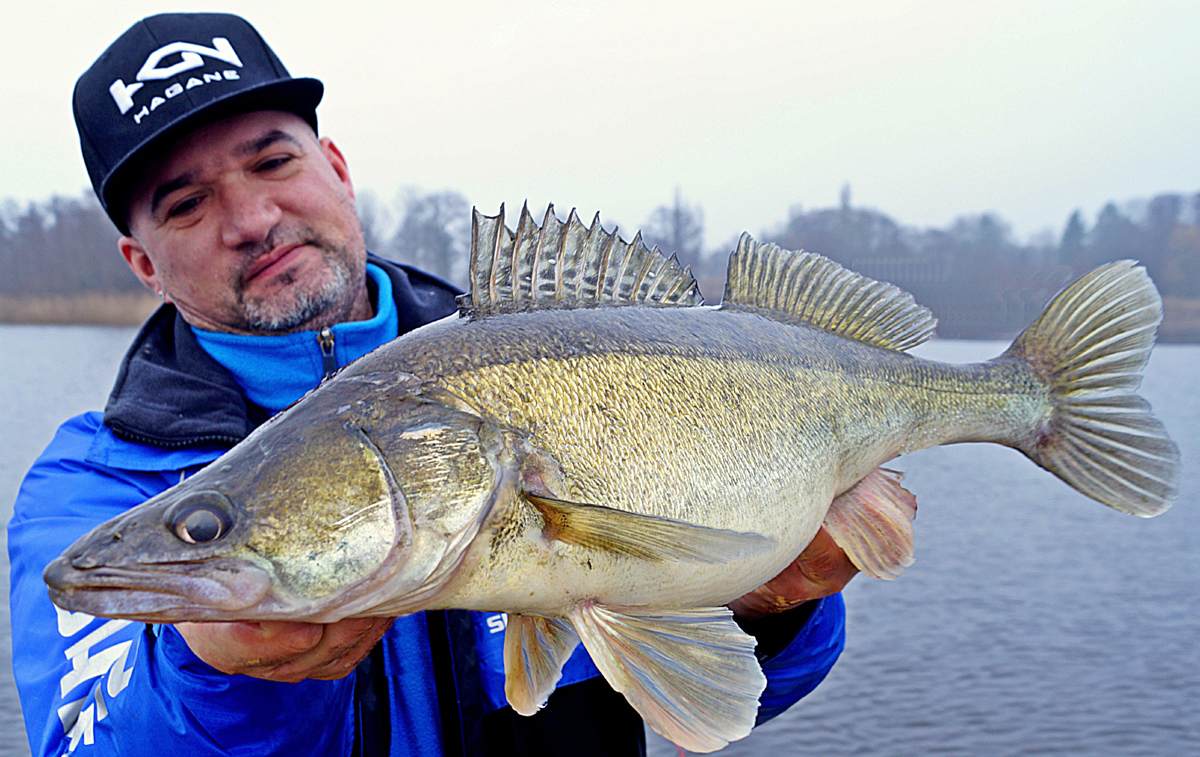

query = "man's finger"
[
  {"left": 176, "top": 621, "right": 325, "bottom": 673},
  {"left": 263, "top": 617, "right": 394, "bottom": 683},
  {"left": 792, "top": 527, "right": 860, "bottom": 589}
]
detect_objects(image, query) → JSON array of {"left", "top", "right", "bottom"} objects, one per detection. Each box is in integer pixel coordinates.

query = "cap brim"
[{"left": 102, "top": 77, "right": 323, "bottom": 235}]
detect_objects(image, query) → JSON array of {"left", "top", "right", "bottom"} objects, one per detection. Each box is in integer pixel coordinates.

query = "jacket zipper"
[
  {"left": 317, "top": 327, "right": 338, "bottom": 378},
  {"left": 108, "top": 423, "right": 244, "bottom": 449}
]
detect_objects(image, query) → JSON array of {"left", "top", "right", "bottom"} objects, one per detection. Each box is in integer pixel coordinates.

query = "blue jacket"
[{"left": 8, "top": 257, "right": 845, "bottom": 756}]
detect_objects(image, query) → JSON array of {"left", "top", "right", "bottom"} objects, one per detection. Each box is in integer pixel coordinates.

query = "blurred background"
[{"left": 0, "top": 0, "right": 1197, "bottom": 338}]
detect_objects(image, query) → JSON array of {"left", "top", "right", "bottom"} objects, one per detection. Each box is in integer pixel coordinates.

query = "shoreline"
[{"left": 1, "top": 293, "right": 1198, "bottom": 342}]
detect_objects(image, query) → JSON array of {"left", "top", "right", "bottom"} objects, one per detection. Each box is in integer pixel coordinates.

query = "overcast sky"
[{"left": 3, "top": 0, "right": 1198, "bottom": 249}]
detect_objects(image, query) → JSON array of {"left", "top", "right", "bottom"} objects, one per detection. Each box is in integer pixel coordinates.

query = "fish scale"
[{"left": 417, "top": 309, "right": 1044, "bottom": 610}]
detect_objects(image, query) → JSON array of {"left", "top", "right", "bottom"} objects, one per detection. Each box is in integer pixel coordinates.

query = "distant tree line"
[
  {"left": 0, "top": 195, "right": 131, "bottom": 296},
  {"left": 3, "top": 184, "right": 1198, "bottom": 339},
  {"left": 637, "top": 185, "right": 1200, "bottom": 339},
  {"left": 356, "top": 190, "right": 471, "bottom": 285}
]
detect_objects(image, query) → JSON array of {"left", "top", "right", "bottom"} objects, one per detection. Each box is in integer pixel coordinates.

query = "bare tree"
[
  {"left": 1059, "top": 210, "right": 1087, "bottom": 271},
  {"left": 642, "top": 189, "right": 704, "bottom": 259},
  {"left": 641, "top": 188, "right": 708, "bottom": 278},
  {"left": 356, "top": 190, "right": 396, "bottom": 259},
  {"left": 392, "top": 191, "right": 471, "bottom": 285}
]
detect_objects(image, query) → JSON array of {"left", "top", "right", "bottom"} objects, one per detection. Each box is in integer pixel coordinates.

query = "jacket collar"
[
  {"left": 191, "top": 264, "right": 399, "bottom": 415},
  {"left": 102, "top": 255, "right": 460, "bottom": 449}
]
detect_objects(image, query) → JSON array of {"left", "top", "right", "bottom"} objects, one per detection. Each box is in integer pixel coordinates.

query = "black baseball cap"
[{"left": 74, "top": 13, "right": 323, "bottom": 234}]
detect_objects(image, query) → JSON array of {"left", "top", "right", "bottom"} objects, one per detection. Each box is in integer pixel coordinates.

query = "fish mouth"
[{"left": 44, "top": 555, "right": 273, "bottom": 623}]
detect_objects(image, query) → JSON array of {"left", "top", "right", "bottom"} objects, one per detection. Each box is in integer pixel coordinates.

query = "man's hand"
[
  {"left": 175, "top": 617, "right": 394, "bottom": 683},
  {"left": 728, "top": 526, "right": 858, "bottom": 620}
]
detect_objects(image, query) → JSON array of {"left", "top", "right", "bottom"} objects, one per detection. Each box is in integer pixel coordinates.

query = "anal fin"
[
  {"left": 503, "top": 614, "right": 581, "bottom": 715},
  {"left": 570, "top": 602, "right": 765, "bottom": 754},
  {"left": 823, "top": 467, "right": 918, "bottom": 579},
  {"left": 526, "top": 492, "right": 773, "bottom": 562}
]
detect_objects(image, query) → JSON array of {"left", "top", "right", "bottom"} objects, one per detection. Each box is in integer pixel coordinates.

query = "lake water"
[{"left": 2, "top": 327, "right": 1197, "bottom": 756}]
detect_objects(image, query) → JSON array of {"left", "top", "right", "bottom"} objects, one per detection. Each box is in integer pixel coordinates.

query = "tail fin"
[{"left": 1004, "top": 261, "right": 1180, "bottom": 517}]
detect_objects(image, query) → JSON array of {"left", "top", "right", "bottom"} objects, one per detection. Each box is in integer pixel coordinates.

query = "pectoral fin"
[
  {"left": 569, "top": 602, "right": 765, "bottom": 754},
  {"left": 504, "top": 614, "right": 582, "bottom": 715},
  {"left": 823, "top": 467, "right": 918, "bottom": 579},
  {"left": 525, "top": 493, "right": 773, "bottom": 562}
]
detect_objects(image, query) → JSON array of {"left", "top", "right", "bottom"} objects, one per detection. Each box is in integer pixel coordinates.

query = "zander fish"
[{"left": 45, "top": 205, "right": 1180, "bottom": 752}]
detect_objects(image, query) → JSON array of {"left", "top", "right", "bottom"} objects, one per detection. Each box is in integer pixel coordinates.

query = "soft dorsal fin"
[
  {"left": 459, "top": 204, "right": 704, "bottom": 316},
  {"left": 720, "top": 234, "right": 937, "bottom": 351}
]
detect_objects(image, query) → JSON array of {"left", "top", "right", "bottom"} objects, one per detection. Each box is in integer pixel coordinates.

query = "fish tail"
[{"left": 1003, "top": 260, "right": 1180, "bottom": 517}]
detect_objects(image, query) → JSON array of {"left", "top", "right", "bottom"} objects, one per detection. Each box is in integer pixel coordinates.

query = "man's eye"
[
  {"left": 257, "top": 155, "right": 292, "bottom": 172},
  {"left": 167, "top": 197, "right": 202, "bottom": 219}
]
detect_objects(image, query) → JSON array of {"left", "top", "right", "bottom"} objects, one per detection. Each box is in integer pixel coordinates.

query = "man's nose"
[{"left": 219, "top": 180, "right": 283, "bottom": 250}]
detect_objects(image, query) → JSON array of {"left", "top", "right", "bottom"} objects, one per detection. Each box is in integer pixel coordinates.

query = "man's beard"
[
  {"left": 239, "top": 258, "right": 352, "bottom": 333},
  {"left": 233, "top": 227, "right": 360, "bottom": 334}
]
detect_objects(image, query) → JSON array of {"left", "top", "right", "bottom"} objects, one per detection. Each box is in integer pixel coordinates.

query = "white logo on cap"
[{"left": 109, "top": 37, "right": 244, "bottom": 119}]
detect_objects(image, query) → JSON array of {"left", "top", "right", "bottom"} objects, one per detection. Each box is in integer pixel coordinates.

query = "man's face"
[{"left": 121, "top": 110, "right": 371, "bottom": 335}]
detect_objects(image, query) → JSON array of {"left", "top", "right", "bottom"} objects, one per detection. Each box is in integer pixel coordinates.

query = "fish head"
[{"left": 45, "top": 373, "right": 509, "bottom": 623}]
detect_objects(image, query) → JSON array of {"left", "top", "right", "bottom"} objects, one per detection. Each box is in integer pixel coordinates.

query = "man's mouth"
[{"left": 245, "top": 244, "right": 307, "bottom": 284}]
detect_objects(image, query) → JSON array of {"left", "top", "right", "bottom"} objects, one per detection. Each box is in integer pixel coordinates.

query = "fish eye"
[{"left": 167, "top": 491, "right": 235, "bottom": 545}]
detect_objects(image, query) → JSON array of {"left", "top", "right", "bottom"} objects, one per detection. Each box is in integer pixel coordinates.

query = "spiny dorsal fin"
[
  {"left": 720, "top": 233, "right": 937, "bottom": 351},
  {"left": 459, "top": 204, "right": 704, "bottom": 316}
]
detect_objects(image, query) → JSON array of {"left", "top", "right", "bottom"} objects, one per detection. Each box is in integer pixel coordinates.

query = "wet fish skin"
[
  {"left": 360, "top": 304, "right": 1039, "bottom": 614},
  {"left": 44, "top": 206, "right": 1179, "bottom": 753}
]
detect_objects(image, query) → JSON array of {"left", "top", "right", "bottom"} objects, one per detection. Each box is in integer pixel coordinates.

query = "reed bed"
[{"left": 0, "top": 292, "right": 159, "bottom": 326}]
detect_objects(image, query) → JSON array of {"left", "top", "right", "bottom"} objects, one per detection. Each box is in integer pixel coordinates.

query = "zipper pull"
[{"left": 317, "top": 327, "right": 338, "bottom": 378}]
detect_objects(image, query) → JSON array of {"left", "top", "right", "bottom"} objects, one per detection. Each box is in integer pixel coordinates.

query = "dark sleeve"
[{"left": 739, "top": 594, "right": 847, "bottom": 724}]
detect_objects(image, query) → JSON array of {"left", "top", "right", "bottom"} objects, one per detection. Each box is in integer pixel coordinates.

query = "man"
[{"left": 8, "top": 13, "right": 855, "bottom": 756}]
